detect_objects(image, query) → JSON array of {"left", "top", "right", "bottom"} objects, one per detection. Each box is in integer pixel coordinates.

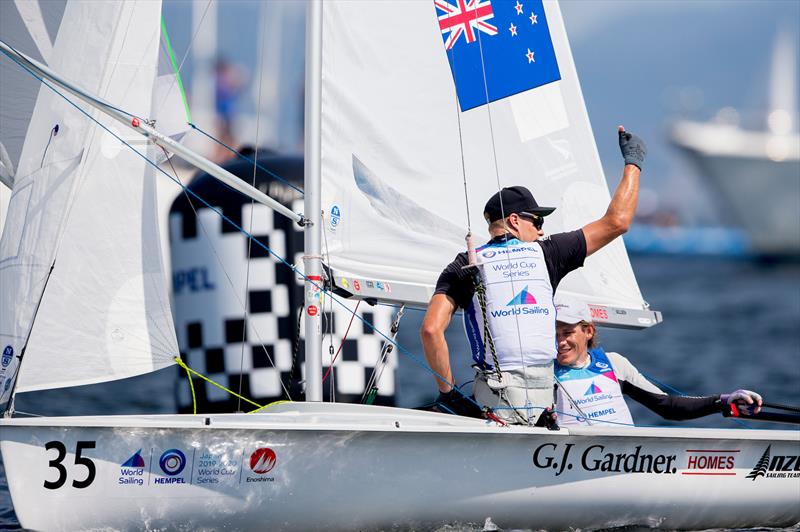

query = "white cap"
[{"left": 554, "top": 294, "right": 592, "bottom": 324}]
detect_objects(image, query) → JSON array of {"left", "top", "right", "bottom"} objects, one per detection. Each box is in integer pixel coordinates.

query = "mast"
[{"left": 303, "top": 0, "right": 323, "bottom": 402}]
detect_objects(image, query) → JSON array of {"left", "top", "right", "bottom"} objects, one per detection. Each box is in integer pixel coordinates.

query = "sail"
[
  {"left": 0, "top": 0, "right": 178, "bottom": 401},
  {"left": 319, "top": 0, "right": 651, "bottom": 322}
]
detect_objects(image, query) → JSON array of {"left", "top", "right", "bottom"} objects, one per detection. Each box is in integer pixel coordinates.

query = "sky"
[{"left": 162, "top": 0, "right": 800, "bottom": 226}]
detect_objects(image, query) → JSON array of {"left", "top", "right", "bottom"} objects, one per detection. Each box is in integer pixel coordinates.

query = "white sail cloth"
[
  {"left": 0, "top": 1, "right": 178, "bottom": 400},
  {"left": 319, "top": 0, "right": 644, "bottom": 312}
]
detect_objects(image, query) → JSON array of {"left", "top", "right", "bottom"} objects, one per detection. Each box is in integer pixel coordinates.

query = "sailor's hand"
[
  {"left": 721, "top": 389, "right": 763, "bottom": 416},
  {"left": 433, "top": 389, "right": 484, "bottom": 418},
  {"left": 618, "top": 126, "right": 646, "bottom": 171}
]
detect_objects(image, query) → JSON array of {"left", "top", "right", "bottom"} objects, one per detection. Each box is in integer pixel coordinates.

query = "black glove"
[
  {"left": 619, "top": 129, "right": 646, "bottom": 170},
  {"left": 433, "top": 389, "right": 484, "bottom": 419}
]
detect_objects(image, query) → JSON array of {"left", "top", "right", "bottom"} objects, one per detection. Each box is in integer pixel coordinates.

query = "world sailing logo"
[
  {"left": 584, "top": 382, "right": 603, "bottom": 396},
  {"left": 490, "top": 286, "right": 549, "bottom": 317},
  {"left": 119, "top": 450, "right": 146, "bottom": 486},
  {"left": 507, "top": 286, "right": 537, "bottom": 306}
]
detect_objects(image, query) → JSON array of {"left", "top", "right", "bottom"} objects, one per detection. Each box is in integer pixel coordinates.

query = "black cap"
[{"left": 483, "top": 186, "right": 555, "bottom": 223}]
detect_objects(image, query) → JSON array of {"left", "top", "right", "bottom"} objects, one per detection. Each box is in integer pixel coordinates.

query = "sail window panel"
[{"left": 0, "top": 181, "right": 32, "bottom": 263}]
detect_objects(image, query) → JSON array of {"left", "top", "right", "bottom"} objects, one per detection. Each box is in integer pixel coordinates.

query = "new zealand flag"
[{"left": 435, "top": 0, "right": 561, "bottom": 111}]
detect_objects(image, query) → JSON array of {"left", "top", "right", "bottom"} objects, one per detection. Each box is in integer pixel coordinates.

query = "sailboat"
[
  {"left": 670, "top": 30, "right": 800, "bottom": 258},
  {"left": 1, "top": 1, "right": 798, "bottom": 530}
]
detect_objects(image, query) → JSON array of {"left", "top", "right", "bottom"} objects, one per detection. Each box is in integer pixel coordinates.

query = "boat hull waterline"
[{"left": 2, "top": 404, "right": 798, "bottom": 530}]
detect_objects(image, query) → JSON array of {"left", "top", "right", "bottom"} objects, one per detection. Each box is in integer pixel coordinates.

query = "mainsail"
[
  {"left": 319, "top": 0, "right": 653, "bottom": 325},
  {"left": 0, "top": 1, "right": 178, "bottom": 405}
]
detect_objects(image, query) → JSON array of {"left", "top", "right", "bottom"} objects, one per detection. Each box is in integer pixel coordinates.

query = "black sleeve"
[
  {"left": 433, "top": 252, "right": 474, "bottom": 310},
  {"left": 621, "top": 381, "right": 723, "bottom": 421},
  {"left": 538, "top": 229, "right": 587, "bottom": 290}
]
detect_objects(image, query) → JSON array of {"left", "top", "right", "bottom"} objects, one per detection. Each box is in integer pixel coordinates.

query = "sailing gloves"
[
  {"left": 721, "top": 389, "right": 763, "bottom": 416},
  {"left": 433, "top": 389, "right": 484, "bottom": 419},
  {"left": 619, "top": 129, "right": 647, "bottom": 170}
]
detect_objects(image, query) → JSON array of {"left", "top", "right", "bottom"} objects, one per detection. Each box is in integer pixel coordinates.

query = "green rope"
[
  {"left": 178, "top": 355, "right": 198, "bottom": 415},
  {"left": 160, "top": 17, "right": 192, "bottom": 123}
]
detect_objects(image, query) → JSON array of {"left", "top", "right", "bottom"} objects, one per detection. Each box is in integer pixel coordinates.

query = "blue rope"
[{"left": 188, "top": 123, "right": 304, "bottom": 195}]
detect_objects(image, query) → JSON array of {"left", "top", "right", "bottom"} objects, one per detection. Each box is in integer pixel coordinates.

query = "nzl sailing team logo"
[
  {"left": 747, "top": 445, "right": 800, "bottom": 480},
  {"left": 435, "top": 0, "right": 561, "bottom": 111}
]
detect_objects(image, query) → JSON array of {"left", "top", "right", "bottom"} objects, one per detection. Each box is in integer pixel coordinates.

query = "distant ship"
[{"left": 670, "top": 31, "right": 800, "bottom": 258}]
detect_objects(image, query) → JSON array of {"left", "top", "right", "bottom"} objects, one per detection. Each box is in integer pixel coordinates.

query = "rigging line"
[
  {"left": 24, "top": 62, "right": 481, "bottom": 411},
  {"left": 1, "top": 41, "right": 141, "bottom": 123},
  {"left": 322, "top": 299, "right": 361, "bottom": 383},
  {"left": 473, "top": 23, "right": 534, "bottom": 422},
  {"left": 320, "top": 210, "right": 336, "bottom": 401},
  {"left": 161, "top": 148, "right": 294, "bottom": 402},
  {"left": 446, "top": 40, "right": 472, "bottom": 230},
  {"left": 238, "top": 14, "right": 271, "bottom": 412},
  {"left": 44, "top": 68, "right": 300, "bottom": 397},
  {"left": 39, "top": 125, "right": 58, "bottom": 168},
  {"left": 363, "top": 304, "right": 405, "bottom": 403},
  {"left": 152, "top": 0, "right": 213, "bottom": 120},
  {"left": 188, "top": 124, "right": 304, "bottom": 195},
  {"left": 158, "top": 17, "right": 192, "bottom": 123}
]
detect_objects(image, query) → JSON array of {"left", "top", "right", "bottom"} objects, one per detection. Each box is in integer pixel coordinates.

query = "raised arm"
[
  {"left": 420, "top": 293, "right": 457, "bottom": 392},
  {"left": 582, "top": 126, "right": 646, "bottom": 256}
]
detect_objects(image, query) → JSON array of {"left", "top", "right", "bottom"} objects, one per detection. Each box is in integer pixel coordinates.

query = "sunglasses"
[{"left": 519, "top": 212, "right": 544, "bottom": 230}]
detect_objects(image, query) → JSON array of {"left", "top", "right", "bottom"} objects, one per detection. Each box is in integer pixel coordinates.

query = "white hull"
[
  {"left": 671, "top": 120, "right": 800, "bottom": 257},
  {"left": 2, "top": 403, "right": 799, "bottom": 531}
]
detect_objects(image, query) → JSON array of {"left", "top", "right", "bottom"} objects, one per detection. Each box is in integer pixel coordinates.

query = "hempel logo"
[{"left": 746, "top": 445, "right": 800, "bottom": 480}]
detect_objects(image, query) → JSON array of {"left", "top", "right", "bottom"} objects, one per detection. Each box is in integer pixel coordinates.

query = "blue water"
[{"left": 2, "top": 256, "right": 799, "bottom": 529}]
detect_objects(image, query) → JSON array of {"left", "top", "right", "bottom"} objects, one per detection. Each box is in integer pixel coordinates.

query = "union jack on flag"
[
  {"left": 435, "top": 0, "right": 561, "bottom": 111},
  {"left": 436, "top": 0, "right": 498, "bottom": 50}
]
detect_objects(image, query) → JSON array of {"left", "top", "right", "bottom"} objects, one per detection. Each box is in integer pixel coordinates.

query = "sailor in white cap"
[{"left": 553, "top": 294, "right": 763, "bottom": 426}]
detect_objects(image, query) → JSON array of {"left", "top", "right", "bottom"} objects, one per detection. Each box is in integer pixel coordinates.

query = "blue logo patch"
[
  {"left": 1, "top": 346, "right": 13, "bottom": 368},
  {"left": 159, "top": 449, "right": 187, "bottom": 476}
]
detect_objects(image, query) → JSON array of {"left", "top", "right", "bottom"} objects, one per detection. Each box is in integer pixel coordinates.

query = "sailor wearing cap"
[
  {"left": 421, "top": 127, "right": 648, "bottom": 425},
  {"left": 554, "top": 294, "right": 762, "bottom": 426}
]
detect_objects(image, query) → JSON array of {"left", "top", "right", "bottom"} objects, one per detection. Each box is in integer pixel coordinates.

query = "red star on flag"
[
  {"left": 529, "top": 11, "right": 538, "bottom": 24},
  {"left": 509, "top": 22, "right": 517, "bottom": 36},
  {"left": 526, "top": 48, "right": 535, "bottom": 63},
  {"left": 514, "top": 1, "right": 524, "bottom": 15}
]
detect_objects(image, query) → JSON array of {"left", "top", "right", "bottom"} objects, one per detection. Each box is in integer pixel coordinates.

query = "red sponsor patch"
[
  {"left": 249, "top": 448, "right": 277, "bottom": 474},
  {"left": 589, "top": 305, "right": 608, "bottom": 320},
  {"left": 681, "top": 449, "right": 739, "bottom": 476},
  {"left": 307, "top": 305, "right": 318, "bottom": 316}
]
